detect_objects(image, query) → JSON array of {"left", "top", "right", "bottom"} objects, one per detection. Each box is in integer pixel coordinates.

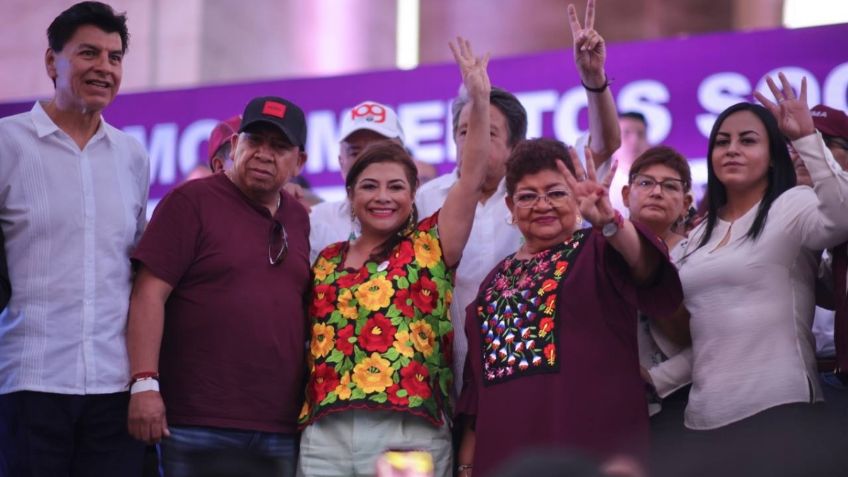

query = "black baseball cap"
[{"left": 239, "top": 96, "right": 307, "bottom": 150}]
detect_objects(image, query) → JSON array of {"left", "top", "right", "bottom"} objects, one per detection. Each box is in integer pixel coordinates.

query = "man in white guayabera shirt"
[{"left": 0, "top": 2, "right": 149, "bottom": 475}]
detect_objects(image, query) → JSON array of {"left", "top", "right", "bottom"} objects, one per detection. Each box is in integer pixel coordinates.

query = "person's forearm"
[
  {"left": 583, "top": 68, "right": 620, "bottom": 167},
  {"left": 127, "top": 277, "right": 167, "bottom": 376},
  {"left": 457, "top": 418, "right": 476, "bottom": 476},
  {"left": 606, "top": 219, "right": 661, "bottom": 284}
]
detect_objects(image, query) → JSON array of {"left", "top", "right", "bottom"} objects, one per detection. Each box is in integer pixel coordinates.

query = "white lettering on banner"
[
  {"left": 696, "top": 72, "right": 751, "bottom": 137},
  {"left": 179, "top": 119, "right": 217, "bottom": 175},
  {"left": 553, "top": 86, "right": 588, "bottom": 145},
  {"left": 399, "top": 101, "right": 445, "bottom": 162},
  {"left": 124, "top": 123, "right": 179, "bottom": 185},
  {"left": 121, "top": 62, "right": 847, "bottom": 190},
  {"left": 305, "top": 110, "right": 341, "bottom": 174},
  {"left": 824, "top": 62, "right": 848, "bottom": 111},
  {"left": 617, "top": 80, "right": 671, "bottom": 145},
  {"left": 516, "top": 90, "right": 559, "bottom": 139},
  {"left": 445, "top": 100, "right": 457, "bottom": 162}
]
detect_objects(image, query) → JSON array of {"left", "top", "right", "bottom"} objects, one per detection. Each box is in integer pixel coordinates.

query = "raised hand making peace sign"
[{"left": 567, "top": 0, "right": 607, "bottom": 88}]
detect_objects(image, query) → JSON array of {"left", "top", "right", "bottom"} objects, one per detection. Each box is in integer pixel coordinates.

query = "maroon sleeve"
[
  {"left": 455, "top": 299, "right": 480, "bottom": 419},
  {"left": 598, "top": 222, "right": 683, "bottom": 319},
  {"left": 131, "top": 189, "right": 201, "bottom": 288}
]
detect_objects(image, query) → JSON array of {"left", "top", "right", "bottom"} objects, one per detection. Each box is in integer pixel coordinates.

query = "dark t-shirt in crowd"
[{"left": 132, "top": 173, "right": 311, "bottom": 434}]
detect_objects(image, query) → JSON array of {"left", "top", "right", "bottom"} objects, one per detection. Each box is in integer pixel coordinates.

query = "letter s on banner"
[
  {"left": 616, "top": 80, "right": 671, "bottom": 145},
  {"left": 696, "top": 72, "right": 751, "bottom": 138}
]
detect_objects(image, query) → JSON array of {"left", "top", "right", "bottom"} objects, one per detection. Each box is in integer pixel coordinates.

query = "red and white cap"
[{"left": 339, "top": 101, "right": 405, "bottom": 144}]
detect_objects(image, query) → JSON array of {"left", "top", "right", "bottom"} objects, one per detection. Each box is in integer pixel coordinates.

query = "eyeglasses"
[
  {"left": 513, "top": 189, "right": 570, "bottom": 208},
  {"left": 268, "top": 220, "right": 288, "bottom": 265},
  {"left": 630, "top": 174, "right": 686, "bottom": 194}
]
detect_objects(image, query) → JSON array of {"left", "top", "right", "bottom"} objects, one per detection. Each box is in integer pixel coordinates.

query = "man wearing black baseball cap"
[{"left": 126, "top": 95, "right": 310, "bottom": 475}]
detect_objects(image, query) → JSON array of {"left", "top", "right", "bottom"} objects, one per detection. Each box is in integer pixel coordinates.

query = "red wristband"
[{"left": 129, "top": 371, "right": 159, "bottom": 385}]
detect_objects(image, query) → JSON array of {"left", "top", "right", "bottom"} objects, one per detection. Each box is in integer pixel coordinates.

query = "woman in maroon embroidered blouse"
[{"left": 455, "top": 140, "right": 684, "bottom": 475}]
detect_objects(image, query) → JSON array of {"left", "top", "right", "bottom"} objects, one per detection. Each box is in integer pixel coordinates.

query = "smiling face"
[
  {"left": 711, "top": 110, "right": 771, "bottom": 195},
  {"left": 506, "top": 168, "right": 579, "bottom": 252},
  {"left": 46, "top": 25, "right": 123, "bottom": 113},
  {"left": 349, "top": 162, "right": 415, "bottom": 238},
  {"left": 230, "top": 123, "right": 306, "bottom": 201},
  {"left": 623, "top": 164, "right": 690, "bottom": 233}
]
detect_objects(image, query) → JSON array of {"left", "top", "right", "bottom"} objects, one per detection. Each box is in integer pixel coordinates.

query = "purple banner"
[{"left": 2, "top": 23, "right": 847, "bottom": 202}]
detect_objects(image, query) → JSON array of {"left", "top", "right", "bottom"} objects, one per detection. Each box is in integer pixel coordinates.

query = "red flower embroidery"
[
  {"left": 554, "top": 260, "right": 568, "bottom": 276},
  {"left": 386, "top": 383, "right": 409, "bottom": 406},
  {"left": 357, "top": 313, "right": 397, "bottom": 353},
  {"left": 311, "top": 363, "right": 340, "bottom": 403},
  {"left": 539, "top": 317, "right": 555, "bottom": 337},
  {"left": 389, "top": 240, "right": 415, "bottom": 268},
  {"left": 400, "top": 361, "right": 431, "bottom": 399},
  {"left": 310, "top": 284, "right": 337, "bottom": 318},
  {"left": 539, "top": 278, "right": 558, "bottom": 294},
  {"left": 337, "top": 269, "right": 367, "bottom": 289},
  {"left": 543, "top": 343, "right": 556, "bottom": 365},
  {"left": 417, "top": 214, "right": 437, "bottom": 231},
  {"left": 319, "top": 242, "right": 344, "bottom": 260},
  {"left": 410, "top": 276, "right": 439, "bottom": 314},
  {"left": 336, "top": 324, "right": 354, "bottom": 356},
  {"left": 393, "top": 289, "right": 415, "bottom": 317}
]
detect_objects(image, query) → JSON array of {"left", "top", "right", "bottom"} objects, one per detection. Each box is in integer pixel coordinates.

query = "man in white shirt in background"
[
  {"left": 0, "top": 2, "right": 149, "bottom": 476},
  {"left": 308, "top": 101, "right": 405, "bottom": 261},
  {"left": 606, "top": 111, "right": 652, "bottom": 212}
]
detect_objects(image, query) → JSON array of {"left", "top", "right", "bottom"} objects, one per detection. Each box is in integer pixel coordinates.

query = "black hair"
[
  {"left": 697, "top": 102, "right": 795, "bottom": 249},
  {"left": 451, "top": 86, "right": 527, "bottom": 147},
  {"left": 505, "top": 138, "right": 577, "bottom": 196},
  {"left": 619, "top": 111, "right": 647, "bottom": 125},
  {"left": 47, "top": 2, "right": 129, "bottom": 53}
]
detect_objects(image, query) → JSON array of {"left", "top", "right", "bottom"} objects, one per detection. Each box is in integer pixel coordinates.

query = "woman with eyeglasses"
[
  {"left": 648, "top": 75, "right": 848, "bottom": 448},
  {"left": 295, "top": 38, "right": 491, "bottom": 477},
  {"left": 454, "top": 136, "right": 684, "bottom": 475},
  {"left": 618, "top": 147, "right": 695, "bottom": 459}
]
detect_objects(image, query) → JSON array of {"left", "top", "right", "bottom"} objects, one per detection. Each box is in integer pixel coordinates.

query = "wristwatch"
[{"left": 599, "top": 210, "right": 624, "bottom": 238}]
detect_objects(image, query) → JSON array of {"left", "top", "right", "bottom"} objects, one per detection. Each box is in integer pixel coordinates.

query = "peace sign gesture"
[
  {"left": 567, "top": 0, "right": 606, "bottom": 86},
  {"left": 449, "top": 36, "right": 491, "bottom": 102},
  {"left": 753, "top": 73, "right": 815, "bottom": 141},
  {"left": 556, "top": 146, "right": 618, "bottom": 226}
]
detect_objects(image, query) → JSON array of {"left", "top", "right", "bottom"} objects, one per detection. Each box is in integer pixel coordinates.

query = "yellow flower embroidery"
[
  {"left": 338, "top": 289, "right": 358, "bottom": 320},
  {"left": 393, "top": 330, "right": 415, "bottom": 358},
  {"left": 355, "top": 276, "right": 394, "bottom": 311},
  {"left": 413, "top": 233, "right": 441, "bottom": 269},
  {"left": 310, "top": 323, "right": 335, "bottom": 358},
  {"left": 335, "top": 372, "right": 352, "bottom": 400},
  {"left": 409, "top": 320, "right": 435, "bottom": 357},
  {"left": 352, "top": 353, "right": 394, "bottom": 393},
  {"left": 298, "top": 400, "right": 311, "bottom": 421},
  {"left": 313, "top": 257, "right": 337, "bottom": 282}
]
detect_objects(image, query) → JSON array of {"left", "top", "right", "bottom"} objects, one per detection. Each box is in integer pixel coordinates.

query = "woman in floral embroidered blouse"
[{"left": 297, "top": 38, "right": 493, "bottom": 477}]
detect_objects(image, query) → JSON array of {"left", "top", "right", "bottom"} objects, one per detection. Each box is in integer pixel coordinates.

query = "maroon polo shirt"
[{"left": 132, "top": 173, "right": 311, "bottom": 433}]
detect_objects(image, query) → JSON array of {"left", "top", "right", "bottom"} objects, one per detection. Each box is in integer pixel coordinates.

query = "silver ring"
[{"left": 577, "top": 175, "right": 587, "bottom": 182}]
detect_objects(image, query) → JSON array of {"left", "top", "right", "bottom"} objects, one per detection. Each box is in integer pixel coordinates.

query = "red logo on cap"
[
  {"left": 262, "top": 101, "right": 287, "bottom": 118},
  {"left": 351, "top": 103, "right": 386, "bottom": 123}
]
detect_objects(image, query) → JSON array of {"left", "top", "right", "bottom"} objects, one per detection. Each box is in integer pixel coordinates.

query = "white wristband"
[{"left": 130, "top": 378, "right": 160, "bottom": 394}]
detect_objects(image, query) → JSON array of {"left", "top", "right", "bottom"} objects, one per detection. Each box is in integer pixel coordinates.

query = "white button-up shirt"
[
  {"left": 0, "top": 102, "right": 149, "bottom": 395},
  {"left": 309, "top": 200, "right": 356, "bottom": 264}
]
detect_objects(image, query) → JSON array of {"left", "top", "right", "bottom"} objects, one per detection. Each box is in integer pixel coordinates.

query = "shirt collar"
[{"left": 31, "top": 101, "right": 114, "bottom": 144}]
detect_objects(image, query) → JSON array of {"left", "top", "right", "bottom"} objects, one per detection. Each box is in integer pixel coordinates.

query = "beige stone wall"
[{"left": 0, "top": 0, "right": 783, "bottom": 103}]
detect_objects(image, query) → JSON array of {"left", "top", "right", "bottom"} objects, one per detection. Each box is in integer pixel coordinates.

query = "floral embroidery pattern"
[
  {"left": 478, "top": 231, "right": 586, "bottom": 386},
  {"left": 299, "top": 214, "right": 454, "bottom": 427}
]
